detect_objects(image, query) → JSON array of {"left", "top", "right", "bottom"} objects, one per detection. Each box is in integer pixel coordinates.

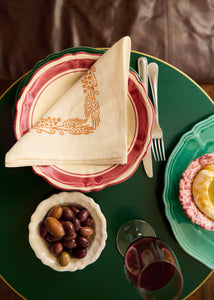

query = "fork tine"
[
  {"left": 154, "top": 139, "right": 160, "bottom": 161},
  {"left": 157, "top": 138, "right": 163, "bottom": 161},
  {"left": 161, "top": 138, "right": 166, "bottom": 161},
  {"left": 151, "top": 140, "right": 157, "bottom": 161},
  {"left": 155, "top": 139, "right": 160, "bottom": 161}
]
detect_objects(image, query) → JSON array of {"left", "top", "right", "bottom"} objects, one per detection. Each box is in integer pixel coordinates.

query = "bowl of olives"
[{"left": 29, "top": 191, "right": 107, "bottom": 271}]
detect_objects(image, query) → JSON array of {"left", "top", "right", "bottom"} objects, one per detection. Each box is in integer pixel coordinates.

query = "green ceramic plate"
[
  {"left": 163, "top": 114, "right": 214, "bottom": 269},
  {"left": 0, "top": 47, "right": 214, "bottom": 300}
]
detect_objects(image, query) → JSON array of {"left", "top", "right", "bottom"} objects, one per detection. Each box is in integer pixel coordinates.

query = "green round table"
[{"left": 0, "top": 48, "right": 213, "bottom": 300}]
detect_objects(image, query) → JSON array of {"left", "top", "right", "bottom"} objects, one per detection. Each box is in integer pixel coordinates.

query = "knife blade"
[{"left": 138, "top": 57, "right": 153, "bottom": 178}]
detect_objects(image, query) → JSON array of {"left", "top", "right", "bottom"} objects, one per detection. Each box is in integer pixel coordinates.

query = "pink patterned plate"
[
  {"left": 15, "top": 50, "right": 154, "bottom": 192},
  {"left": 179, "top": 153, "right": 214, "bottom": 230}
]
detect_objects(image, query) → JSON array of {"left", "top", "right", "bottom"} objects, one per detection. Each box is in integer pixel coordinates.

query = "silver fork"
[{"left": 148, "top": 63, "right": 166, "bottom": 161}]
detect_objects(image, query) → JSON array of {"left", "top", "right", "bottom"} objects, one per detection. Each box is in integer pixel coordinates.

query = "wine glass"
[{"left": 116, "top": 220, "right": 183, "bottom": 300}]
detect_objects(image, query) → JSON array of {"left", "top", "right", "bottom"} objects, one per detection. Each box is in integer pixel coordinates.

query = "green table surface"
[{"left": 0, "top": 49, "right": 214, "bottom": 300}]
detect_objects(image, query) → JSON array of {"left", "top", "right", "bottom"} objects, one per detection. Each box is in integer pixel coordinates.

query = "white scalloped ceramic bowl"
[{"left": 29, "top": 191, "right": 107, "bottom": 271}]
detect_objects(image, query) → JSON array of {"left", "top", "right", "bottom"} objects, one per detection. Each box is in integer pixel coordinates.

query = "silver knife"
[{"left": 138, "top": 57, "right": 153, "bottom": 178}]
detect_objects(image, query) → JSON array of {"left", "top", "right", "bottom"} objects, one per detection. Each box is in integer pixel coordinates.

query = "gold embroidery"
[
  {"left": 34, "top": 117, "right": 95, "bottom": 135},
  {"left": 33, "top": 66, "right": 100, "bottom": 135},
  {"left": 82, "top": 66, "right": 100, "bottom": 129}
]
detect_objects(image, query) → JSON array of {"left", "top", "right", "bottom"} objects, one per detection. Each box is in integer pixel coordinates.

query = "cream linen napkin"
[{"left": 5, "top": 36, "right": 131, "bottom": 167}]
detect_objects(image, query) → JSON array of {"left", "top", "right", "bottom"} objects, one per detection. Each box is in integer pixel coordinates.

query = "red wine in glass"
[{"left": 117, "top": 220, "right": 183, "bottom": 300}]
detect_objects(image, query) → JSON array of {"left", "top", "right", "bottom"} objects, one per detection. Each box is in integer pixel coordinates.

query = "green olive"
[{"left": 59, "top": 251, "right": 71, "bottom": 266}]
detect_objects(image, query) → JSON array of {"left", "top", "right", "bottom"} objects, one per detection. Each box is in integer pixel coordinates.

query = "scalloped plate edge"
[{"left": 163, "top": 114, "right": 214, "bottom": 269}]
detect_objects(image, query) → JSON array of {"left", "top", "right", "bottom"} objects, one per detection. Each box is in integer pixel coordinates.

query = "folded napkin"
[{"left": 5, "top": 36, "right": 131, "bottom": 167}]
